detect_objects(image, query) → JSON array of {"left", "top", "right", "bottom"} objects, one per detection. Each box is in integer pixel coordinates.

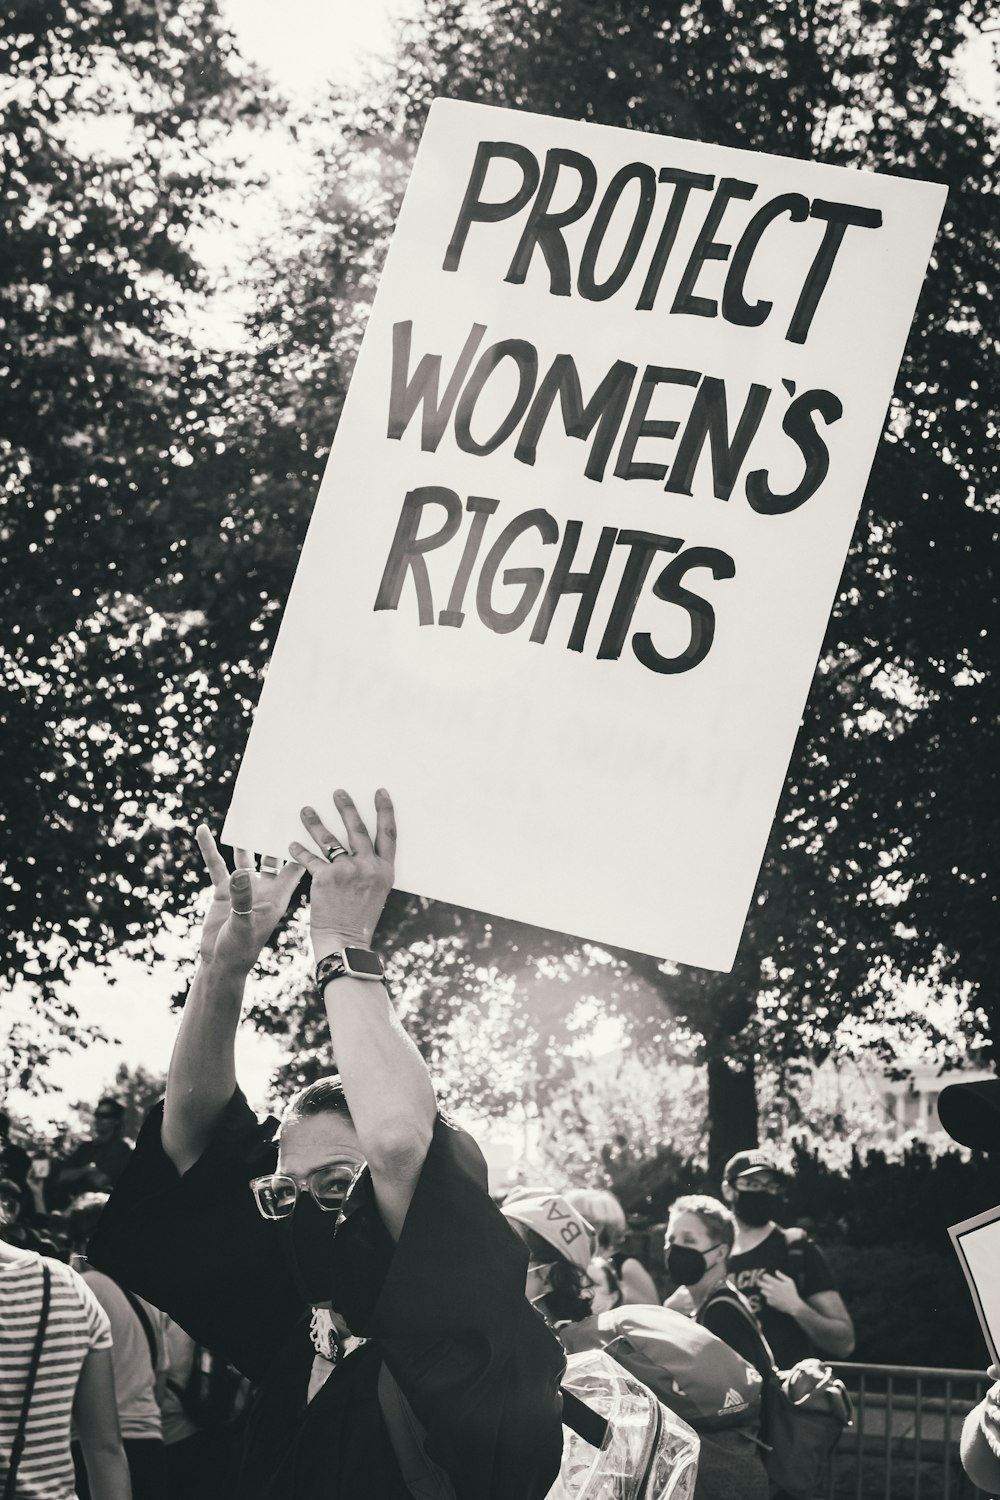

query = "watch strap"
[
  {"left": 315, "top": 949, "right": 387, "bottom": 992},
  {"left": 316, "top": 952, "right": 348, "bottom": 991}
]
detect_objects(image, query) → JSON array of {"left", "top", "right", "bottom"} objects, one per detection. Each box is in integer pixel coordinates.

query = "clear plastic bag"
[{"left": 549, "top": 1349, "right": 701, "bottom": 1500}]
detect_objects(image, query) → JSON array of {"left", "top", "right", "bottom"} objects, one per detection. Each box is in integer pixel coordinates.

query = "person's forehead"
[
  {"left": 276, "top": 1113, "right": 363, "bottom": 1175},
  {"left": 669, "top": 1210, "right": 712, "bottom": 1244}
]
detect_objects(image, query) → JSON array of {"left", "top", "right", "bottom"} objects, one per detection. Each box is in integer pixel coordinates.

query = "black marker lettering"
[
  {"left": 598, "top": 530, "right": 684, "bottom": 660},
  {"left": 633, "top": 546, "right": 736, "bottom": 674},
  {"left": 476, "top": 509, "right": 559, "bottom": 634},
  {"left": 387, "top": 321, "right": 487, "bottom": 450},
  {"left": 578, "top": 163, "right": 658, "bottom": 301},
  {"left": 671, "top": 177, "right": 758, "bottom": 319},
  {"left": 746, "top": 388, "right": 844, "bottom": 513},
  {"left": 665, "top": 377, "right": 771, "bottom": 501},
  {"left": 374, "top": 487, "right": 463, "bottom": 624},
  {"left": 505, "top": 148, "right": 598, "bottom": 294},
  {"left": 530, "top": 522, "right": 619, "bottom": 651},
  {"left": 722, "top": 192, "right": 810, "bottom": 327},
  {"left": 454, "top": 340, "right": 539, "bottom": 456},
  {"left": 786, "top": 200, "right": 883, "bottom": 344},
  {"left": 439, "top": 496, "right": 500, "bottom": 627},
  {"left": 444, "top": 141, "right": 540, "bottom": 272},
  {"left": 515, "top": 354, "right": 637, "bottom": 482}
]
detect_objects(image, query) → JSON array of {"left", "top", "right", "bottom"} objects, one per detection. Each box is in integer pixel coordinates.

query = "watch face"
[{"left": 343, "top": 947, "right": 384, "bottom": 978}]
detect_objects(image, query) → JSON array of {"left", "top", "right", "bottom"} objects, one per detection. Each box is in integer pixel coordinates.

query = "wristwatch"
[{"left": 316, "top": 948, "right": 387, "bottom": 994}]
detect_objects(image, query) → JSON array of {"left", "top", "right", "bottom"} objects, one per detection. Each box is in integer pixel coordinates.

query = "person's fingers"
[
  {"left": 289, "top": 839, "right": 326, "bottom": 873},
  {"left": 234, "top": 848, "right": 255, "bottom": 870},
  {"left": 274, "top": 859, "right": 306, "bottom": 904},
  {"left": 229, "top": 869, "right": 255, "bottom": 918},
  {"left": 373, "top": 788, "right": 396, "bottom": 861},
  {"left": 196, "top": 824, "right": 229, "bottom": 887},
  {"left": 334, "top": 788, "right": 372, "bottom": 853},
  {"left": 299, "top": 805, "right": 345, "bottom": 856}
]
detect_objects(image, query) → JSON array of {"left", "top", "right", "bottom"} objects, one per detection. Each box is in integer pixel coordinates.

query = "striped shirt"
[{"left": 0, "top": 1249, "right": 112, "bottom": 1500}]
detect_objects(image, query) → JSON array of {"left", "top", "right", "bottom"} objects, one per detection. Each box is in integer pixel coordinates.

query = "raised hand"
[
  {"left": 196, "top": 825, "right": 305, "bottom": 974},
  {"left": 288, "top": 788, "right": 396, "bottom": 955}
]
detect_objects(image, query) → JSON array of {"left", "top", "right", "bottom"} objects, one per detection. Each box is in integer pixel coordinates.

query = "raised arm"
[
  {"left": 289, "top": 789, "right": 436, "bottom": 1242},
  {"left": 162, "top": 828, "right": 303, "bottom": 1175}
]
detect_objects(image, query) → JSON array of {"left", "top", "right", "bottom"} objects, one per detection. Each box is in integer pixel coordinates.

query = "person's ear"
[{"left": 721, "top": 1180, "right": 735, "bottom": 1204}]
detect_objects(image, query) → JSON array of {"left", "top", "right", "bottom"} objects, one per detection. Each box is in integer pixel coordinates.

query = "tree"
[
  {"left": 8, "top": 0, "right": 996, "bottom": 1172},
  {"left": 0, "top": 0, "right": 266, "bottom": 1046}
]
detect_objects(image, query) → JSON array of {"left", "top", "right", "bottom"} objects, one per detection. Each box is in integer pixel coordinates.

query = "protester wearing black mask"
[
  {"left": 663, "top": 1194, "right": 773, "bottom": 1388},
  {"left": 722, "top": 1150, "right": 854, "bottom": 1368},
  {"left": 89, "top": 788, "right": 565, "bottom": 1500}
]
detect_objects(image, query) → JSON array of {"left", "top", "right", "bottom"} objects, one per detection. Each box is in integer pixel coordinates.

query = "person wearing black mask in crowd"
[
  {"left": 88, "top": 788, "right": 565, "bottom": 1500},
  {"left": 722, "top": 1150, "right": 854, "bottom": 1367},
  {"left": 938, "top": 1077, "right": 1000, "bottom": 1497},
  {"left": 663, "top": 1195, "right": 772, "bottom": 1388}
]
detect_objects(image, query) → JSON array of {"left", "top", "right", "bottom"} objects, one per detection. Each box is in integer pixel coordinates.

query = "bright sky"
[{"left": 218, "top": 0, "right": 422, "bottom": 94}]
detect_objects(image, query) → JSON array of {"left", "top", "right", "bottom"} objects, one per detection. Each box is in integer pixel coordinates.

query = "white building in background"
[{"left": 877, "top": 1060, "right": 996, "bottom": 1140}]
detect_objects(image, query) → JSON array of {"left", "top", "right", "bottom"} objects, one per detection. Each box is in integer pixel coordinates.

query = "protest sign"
[
  {"left": 949, "top": 1206, "right": 1000, "bottom": 1366},
  {"left": 223, "top": 98, "right": 946, "bottom": 971}
]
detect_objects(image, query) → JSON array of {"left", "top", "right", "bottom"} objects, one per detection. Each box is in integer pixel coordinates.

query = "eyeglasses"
[
  {"left": 249, "top": 1161, "right": 360, "bottom": 1220},
  {"left": 733, "top": 1175, "right": 783, "bottom": 1194}
]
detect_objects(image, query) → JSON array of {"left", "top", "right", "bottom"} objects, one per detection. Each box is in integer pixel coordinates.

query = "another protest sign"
[
  {"left": 223, "top": 98, "right": 947, "bottom": 971},
  {"left": 950, "top": 1206, "right": 1000, "bottom": 1367}
]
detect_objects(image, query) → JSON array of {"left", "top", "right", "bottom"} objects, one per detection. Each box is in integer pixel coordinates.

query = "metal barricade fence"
[{"left": 821, "top": 1363, "right": 993, "bottom": 1500}]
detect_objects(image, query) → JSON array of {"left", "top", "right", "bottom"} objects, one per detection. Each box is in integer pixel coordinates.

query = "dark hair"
[
  {"left": 0, "top": 1109, "right": 10, "bottom": 1135},
  {"left": 95, "top": 1098, "right": 125, "bottom": 1122},
  {"left": 281, "top": 1075, "right": 352, "bottom": 1125},
  {"left": 519, "top": 1223, "right": 594, "bottom": 1324},
  {"left": 67, "top": 1192, "right": 111, "bottom": 1251}
]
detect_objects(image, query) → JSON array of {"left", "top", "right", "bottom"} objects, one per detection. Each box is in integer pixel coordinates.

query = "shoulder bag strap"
[
  {"left": 782, "top": 1227, "right": 809, "bottom": 1295},
  {"left": 3, "top": 1261, "right": 52, "bottom": 1500},
  {"left": 560, "top": 1386, "right": 610, "bottom": 1448},
  {"left": 120, "top": 1285, "right": 159, "bottom": 1373},
  {"left": 704, "top": 1285, "right": 778, "bottom": 1371}
]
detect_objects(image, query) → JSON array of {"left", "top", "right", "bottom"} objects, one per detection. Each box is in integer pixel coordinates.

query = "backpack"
[
  {"left": 378, "top": 1352, "right": 700, "bottom": 1500},
  {"left": 700, "top": 1286, "right": 852, "bottom": 1500},
  {"left": 561, "top": 1305, "right": 764, "bottom": 1434},
  {"left": 165, "top": 1343, "right": 249, "bottom": 1432}
]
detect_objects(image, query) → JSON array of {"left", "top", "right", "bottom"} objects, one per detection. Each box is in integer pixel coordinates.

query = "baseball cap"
[
  {"left": 938, "top": 1079, "right": 1000, "bottom": 1153},
  {"left": 723, "top": 1149, "right": 785, "bottom": 1185},
  {"left": 501, "top": 1193, "right": 595, "bottom": 1272}
]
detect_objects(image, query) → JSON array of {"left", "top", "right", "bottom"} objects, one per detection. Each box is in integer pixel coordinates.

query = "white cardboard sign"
[
  {"left": 223, "top": 99, "right": 946, "bottom": 971},
  {"left": 950, "top": 1205, "right": 1000, "bottom": 1367}
]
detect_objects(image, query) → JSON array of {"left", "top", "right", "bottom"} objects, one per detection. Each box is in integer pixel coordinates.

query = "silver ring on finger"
[{"left": 324, "top": 845, "right": 349, "bottom": 864}]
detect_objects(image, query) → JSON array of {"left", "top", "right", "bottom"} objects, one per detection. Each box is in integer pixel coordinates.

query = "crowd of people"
[{"left": 1, "top": 789, "right": 998, "bottom": 1499}]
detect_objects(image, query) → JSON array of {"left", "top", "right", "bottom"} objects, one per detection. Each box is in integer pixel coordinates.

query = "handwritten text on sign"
[{"left": 223, "top": 101, "right": 947, "bottom": 971}]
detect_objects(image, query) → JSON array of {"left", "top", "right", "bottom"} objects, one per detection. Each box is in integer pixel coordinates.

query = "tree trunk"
[{"left": 706, "top": 1055, "right": 759, "bottom": 1182}]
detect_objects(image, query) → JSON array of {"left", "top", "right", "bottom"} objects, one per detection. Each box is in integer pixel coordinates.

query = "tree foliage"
[
  {"left": 1, "top": 0, "right": 262, "bottom": 1013},
  {"left": 7, "top": 1, "right": 997, "bottom": 1163}
]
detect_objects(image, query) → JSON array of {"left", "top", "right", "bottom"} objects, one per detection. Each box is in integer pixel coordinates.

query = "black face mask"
[
  {"left": 734, "top": 1190, "right": 778, "bottom": 1228},
  {"left": 666, "top": 1242, "right": 721, "bottom": 1286},
  {"left": 280, "top": 1193, "right": 340, "bottom": 1306}
]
